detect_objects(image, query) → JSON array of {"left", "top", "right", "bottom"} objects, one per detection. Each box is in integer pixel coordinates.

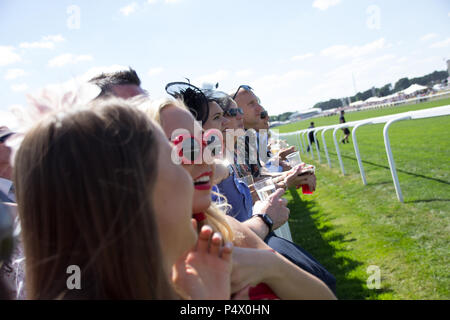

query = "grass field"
[{"left": 277, "top": 98, "right": 450, "bottom": 299}]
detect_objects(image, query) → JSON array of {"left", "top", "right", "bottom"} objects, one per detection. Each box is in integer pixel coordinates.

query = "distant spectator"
[
  {"left": 339, "top": 111, "right": 350, "bottom": 144},
  {"left": 306, "top": 122, "right": 319, "bottom": 152}
]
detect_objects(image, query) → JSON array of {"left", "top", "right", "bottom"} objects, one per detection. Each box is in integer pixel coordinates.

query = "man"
[
  {"left": 339, "top": 110, "right": 350, "bottom": 144},
  {"left": 252, "top": 109, "right": 272, "bottom": 166},
  {"left": 230, "top": 86, "right": 336, "bottom": 293},
  {"left": 255, "top": 109, "right": 292, "bottom": 172},
  {"left": 0, "top": 127, "right": 23, "bottom": 299},
  {"left": 232, "top": 85, "right": 264, "bottom": 130},
  {"left": 0, "top": 201, "right": 15, "bottom": 299},
  {"left": 0, "top": 127, "right": 15, "bottom": 203},
  {"left": 233, "top": 86, "right": 299, "bottom": 179},
  {"left": 306, "top": 122, "right": 319, "bottom": 152},
  {"left": 89, "top": 67, "right": 146, "bottom": 100}
]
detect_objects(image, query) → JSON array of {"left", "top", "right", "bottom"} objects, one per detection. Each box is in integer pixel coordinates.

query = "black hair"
[
  {"left": 203, "top": 90, "right": 233, "bottom": 111},
  {"left": 89, "top": 67, "right": 141, "bottom": 98}
]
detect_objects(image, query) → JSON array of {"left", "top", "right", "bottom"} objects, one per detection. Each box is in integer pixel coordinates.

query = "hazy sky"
[{"left": 1, "top": 0, "right": 449, "bottom": 125}]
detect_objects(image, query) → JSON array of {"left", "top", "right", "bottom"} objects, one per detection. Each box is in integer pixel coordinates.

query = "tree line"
[
  {"left": 312, "top": 70, "right": 448, "bottom": 111},
  {"left": 270, "top": 70, "right": 448, "bottom": 120}
]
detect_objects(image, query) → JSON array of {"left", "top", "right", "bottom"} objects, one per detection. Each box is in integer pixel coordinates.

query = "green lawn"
[{"left": 278, "top": 98, "right": 450, "bottom": 299}]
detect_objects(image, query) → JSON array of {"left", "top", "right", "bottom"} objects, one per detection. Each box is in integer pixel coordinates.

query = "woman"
[
  {"left": 147, "top": 85, "right": 336, "bottom": 300},
  {"left": 12, "top": 94, "right": 232, "bottom": 299}
]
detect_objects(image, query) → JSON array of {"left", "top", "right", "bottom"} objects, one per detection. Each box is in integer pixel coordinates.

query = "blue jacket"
[{"left": 214, "top": 170, "right": 253, "bottom": 222}]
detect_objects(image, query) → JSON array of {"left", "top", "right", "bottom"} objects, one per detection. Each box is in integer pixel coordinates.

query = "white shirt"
[{"left": 0, "top": 177, "right": 15, "bottom": 202}]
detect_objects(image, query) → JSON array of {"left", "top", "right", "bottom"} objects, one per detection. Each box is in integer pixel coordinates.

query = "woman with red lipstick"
[
  {"left": 146, "top": 86, "right": 336, "bottom": 300},
  {"left": 151, "top": 98, "right": 233, "bottom": 242}
]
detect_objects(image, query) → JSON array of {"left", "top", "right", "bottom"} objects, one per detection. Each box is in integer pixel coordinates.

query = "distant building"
[
  {"left": 288, "top": 108, "right": 322, "bottom": 121},
  {"left": 269, "top": 120, "right": 289, "bottom": 128},
  {"left": 447, "top": 60, "right": 450, "bottom": 83}
]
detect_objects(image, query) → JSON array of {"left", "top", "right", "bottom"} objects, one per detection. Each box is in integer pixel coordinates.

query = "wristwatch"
[{"left": 254, "top": 214, "right": 273, "bottom": 233}]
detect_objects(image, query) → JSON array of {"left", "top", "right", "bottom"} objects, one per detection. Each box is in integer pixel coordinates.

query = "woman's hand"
[
  {"left": 280, "top": 160, "right": 292, "bottom": 172},
  {"left": 284, "top": 164, "right": 316, "bottom": 191},
  {"left": 172, "top": 224, "right": 233, "bottom": 300},
  {"left": 278, "top": 146, "right": 295, "bottom": 161}
]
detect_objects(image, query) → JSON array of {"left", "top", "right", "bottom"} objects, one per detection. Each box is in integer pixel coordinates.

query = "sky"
[{"left": 1, "top": 0, "right": 449, "bottom": 127}]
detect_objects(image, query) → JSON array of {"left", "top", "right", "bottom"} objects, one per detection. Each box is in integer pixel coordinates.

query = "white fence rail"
[{"left": 277, "top": 105, "right": 450, "bottom": 202}]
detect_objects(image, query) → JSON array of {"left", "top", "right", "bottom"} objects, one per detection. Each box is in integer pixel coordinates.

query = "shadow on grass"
[
  {"left": 405, "top": 198, "right": 450, "bottom": 203},
  {"left": 326, "top": 151, "right": 450, "bottom": 186},
  {"left": 287, "top": 188, "right": 392, "bottom": 300},
  {"left": 366, "top": 181, "right": 392, "bottom": 186}
]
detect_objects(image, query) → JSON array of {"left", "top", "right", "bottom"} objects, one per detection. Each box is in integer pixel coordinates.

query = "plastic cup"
[
  {"left": 302, "top": 184, "right": 313, "bottom": 195},
  {"left": 299, "top": 164, "right": 315, "bottom": 195},
  {"left": 270, "top": 144, "right": 280, "bottom": 156},
  {"left": 286, "top": 151, "right": 302, "bottom": 166},
  {"left": 254, "top": 177, "right": 276, "bottom": 201}
]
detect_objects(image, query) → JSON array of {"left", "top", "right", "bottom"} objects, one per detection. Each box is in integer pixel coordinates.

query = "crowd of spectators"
[{"left": 0, "top": 68, "right": 337, "bottom": 300}]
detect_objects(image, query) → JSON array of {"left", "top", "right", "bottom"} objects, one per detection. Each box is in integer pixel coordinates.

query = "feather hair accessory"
[{"left": 5, "top": 81, "right": 101, "bottom": 167}]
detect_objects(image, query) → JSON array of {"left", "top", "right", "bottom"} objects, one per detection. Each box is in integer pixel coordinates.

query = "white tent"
[
  {"left": 401, "top": 84, "right": 427, "bottom": 95},
  {"left": 364, "top": 96, "right": 383, "bottom": 103},
  {"left": 382, "top": 92, "right": 399, "bottom": 100},
  {"left": 350, "top": 100, "right": 364, "bottom": 107}
]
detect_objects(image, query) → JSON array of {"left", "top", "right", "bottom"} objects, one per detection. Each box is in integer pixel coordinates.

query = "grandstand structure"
[{"left": 288, "top": 108, "right": 322, "bottom": 121}]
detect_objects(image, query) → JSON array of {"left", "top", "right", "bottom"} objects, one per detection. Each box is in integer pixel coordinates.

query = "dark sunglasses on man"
[
  {"left": 232, "top": 85, "right": 253, "bottom": 100},
  {"left": 224, "top": 108, "right": 244, "bottom": 117}
]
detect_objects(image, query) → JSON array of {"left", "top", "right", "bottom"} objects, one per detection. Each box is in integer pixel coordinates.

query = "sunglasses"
[
  {"left": 165, "top": 82, "right": 210, "bottom": 124},
  {"left": 0, "top": 133, "right": 14, "bottom": 143},
  {"left": 260, "top": 111, "right": 268, "bottom": 119},
  {"left": 232, "top": 85, "right": 253, "bottom": 100},
  {"left": 172, "top": 129, "right": 223, "bottom": 164},
  {"left": 224, "top": 108, "right": 244, "bottom": 117}
]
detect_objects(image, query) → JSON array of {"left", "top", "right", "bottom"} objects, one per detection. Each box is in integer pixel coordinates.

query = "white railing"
[{"left": 277, "top": 105, "right": 450, "bottom": 202}]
